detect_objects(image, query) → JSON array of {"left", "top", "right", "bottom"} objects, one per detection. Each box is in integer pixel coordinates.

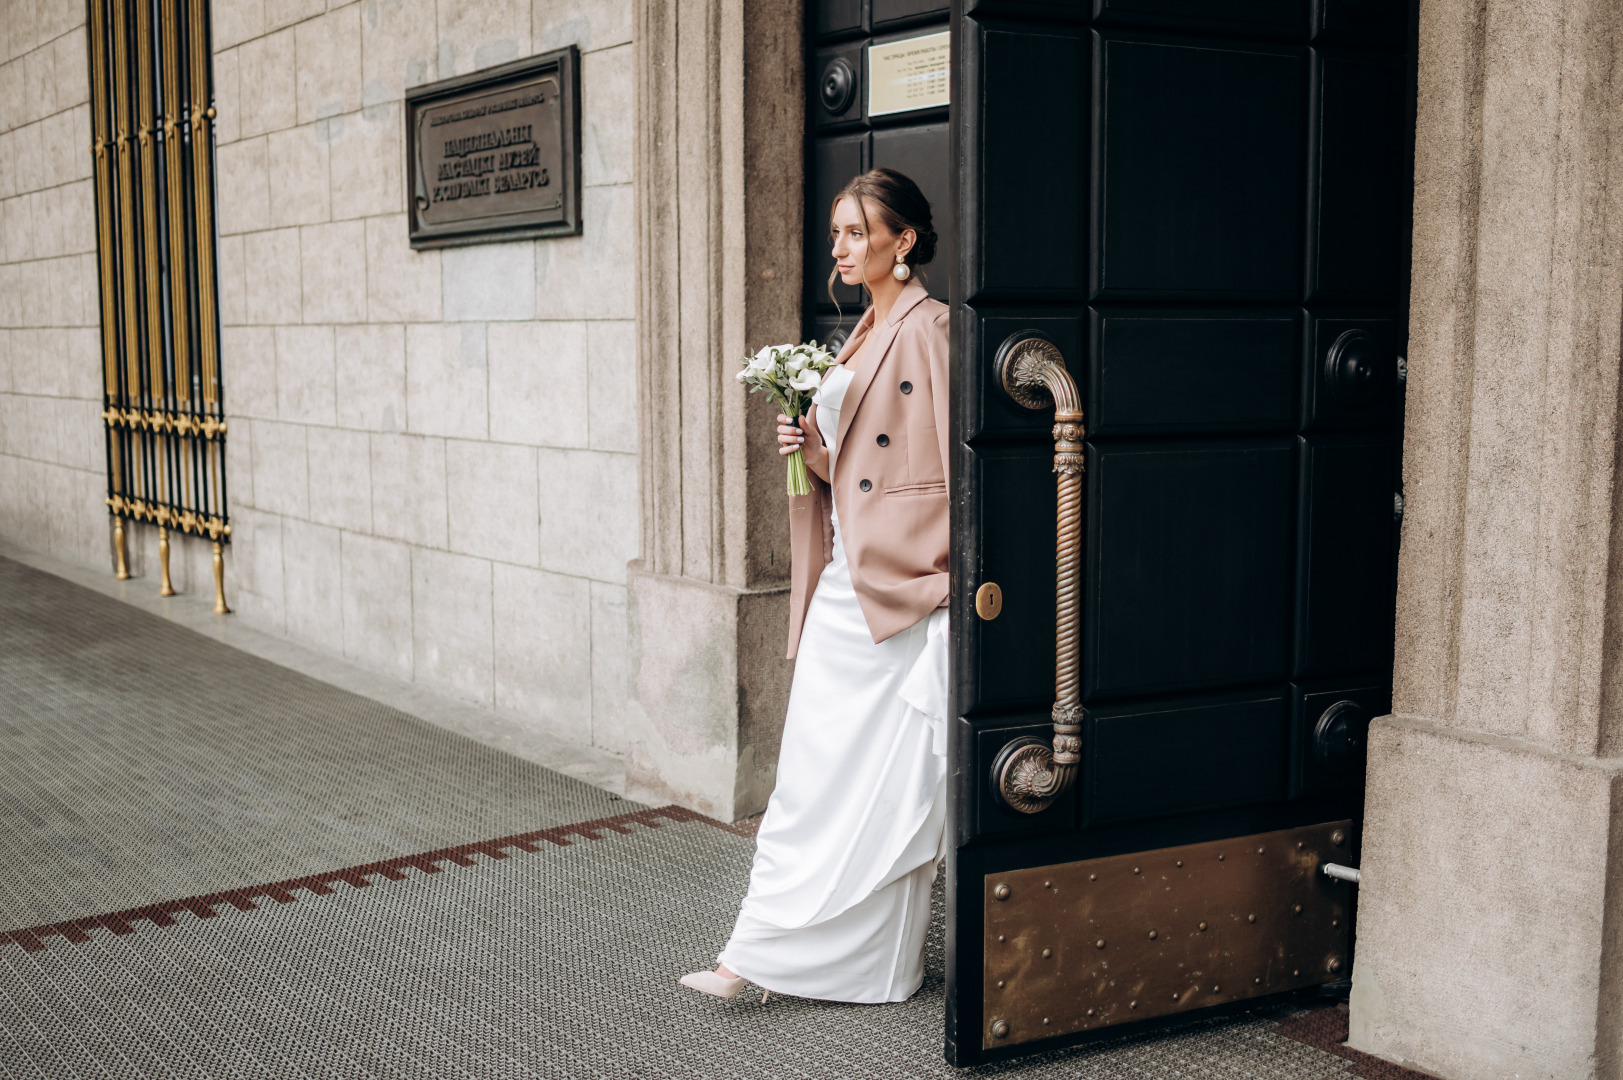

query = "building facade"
[{"left": 2, "top": 0, "right": 1621, "bottom": 1076}]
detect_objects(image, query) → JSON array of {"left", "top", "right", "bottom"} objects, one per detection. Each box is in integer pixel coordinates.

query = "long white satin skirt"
[{"left": 718, "top": 513, "right": 948, "bottom": 1003}]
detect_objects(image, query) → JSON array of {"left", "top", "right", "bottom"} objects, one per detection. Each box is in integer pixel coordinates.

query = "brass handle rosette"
[{"left": 990, "top": 333, "right": 1084, "bottom": 815}]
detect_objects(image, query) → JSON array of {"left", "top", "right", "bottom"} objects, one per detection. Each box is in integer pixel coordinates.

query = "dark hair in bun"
[{"left": 829, "top": 168, "right": 938, "bottom": 288}]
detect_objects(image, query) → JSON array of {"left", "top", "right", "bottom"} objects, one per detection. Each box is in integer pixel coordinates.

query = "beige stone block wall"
[
  {"left": 0, "top": 0, "right": 642, "bottom": 765},
  {"left": 203, "top": 0, "right": 641, "bottom": 755},
  {"left": 0, "top": 1, "right": 108, "bottom": 573}
]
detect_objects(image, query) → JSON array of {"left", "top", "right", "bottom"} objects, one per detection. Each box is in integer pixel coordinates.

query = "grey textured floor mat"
[{"left": 0, "top": 556, "right": 630, "bottom": 931}]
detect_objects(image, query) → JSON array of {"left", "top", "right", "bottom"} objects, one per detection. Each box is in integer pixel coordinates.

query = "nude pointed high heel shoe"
[{"left": 679, "top": 970, "right": 746, "bottom": 999}]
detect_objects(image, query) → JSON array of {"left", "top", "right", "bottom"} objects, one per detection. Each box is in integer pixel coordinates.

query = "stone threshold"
[{"left": 0, "top": 537, "right": 628, "bottom": 797}]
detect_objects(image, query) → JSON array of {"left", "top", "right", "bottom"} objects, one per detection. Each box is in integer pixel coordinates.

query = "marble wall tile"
[
  {"left": 536, "top": 447, "right": 637, "bottom": 583},
  {"left": 267, "top": 122, "right": 330, "bottom": 227},
  {"left": 217, "top": 235, "right": 248, "bottom": 326},
  {"left": 487, "top": 319, "right": 587, "bottom": 448},
  {"left": 264, "top": 0, "right": 324, "bottom": 34},
  {"left": 588, "top": 579, "right": 635, "bottom": 752},
  {"left": 334, "top": 322, "right": 406, "bottom": 432},
  {"left": 328, "top": 103, "right": 402, "bottom": 220},
  {"left": 237, "top": 27, "right": 297, "bottom": 139},
  {"left": 586, "top": 319, "right": 637, "bottom": 452},
  {"left": 295, "top": 5, "right": 362, "bottom": 123},
  {"left": 411, "top": 545, "right": 493, "bottom": 704},
  {"left": 534, "top": 184, "right": 636, "bottom": 320},
  {"left": 441, "top": 241, "right": 535, "bottom": 322},
  {"left": 212, "top": 0, "right": 265, "bottom": 51},
  {"left": 341, "top": 529, "right": 413, "bottom": 679},
  {"left": 581, "top": 45, "right": 632, "bottom": 188},
  {"left": 492, "top": 562, "right": 590, "bottom": 739},
  {"left": 306, "top": 425, "right": 371, "bottom": 531},
  {"left": 223, "top": 325, "right": 279, "bottom": 419},
  {"left": 365, "top": 213, "right": 440, "bottom": 322},
  {"left": 216, "top": 136, "right": 271, "bottom": 236},
  {"left": 435, "top": 0, "right": 528, "bottom": 77},
  {"left": 274, "top": 323, "right": 337, "bottom": 425},
  {"left": 368, "top": 431, "right": 446, "bottom": 547},
  {"left": 282, "top": 518, "right": 344, "bottom": 653},
  {"left": 533, "top": 0, "right": 632, "bottom": 53},
  {"left": 242, "top": 227, "right": 302, "bottom": 324},
  {"left": 446, "top": 438, "right": 537, "bottom": 565},
  {"left": 405, "top": 322, "right": 486, "bottom": 439},
  {"left": 249, "top": 419, "right": 308, "bottom": 517},
  {"left": 299, "top": 220, "right": 367, "bottom": 323},
  {"left": 213, "top": 47, "right": 242, "bottom": 145},
  {"left": 360, "top": 0, "right": 438, "bottom": 107},
  {"left": 225, "top": 415, "right": 254, "bottom": 507}
]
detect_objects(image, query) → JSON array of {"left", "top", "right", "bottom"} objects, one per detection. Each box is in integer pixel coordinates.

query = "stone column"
[
  {"left": 626, "top": 0, "right": 803, "bottom": 820},
  {"left": 1350, "top": 1, "right": 1623, "bottom": 1077}
]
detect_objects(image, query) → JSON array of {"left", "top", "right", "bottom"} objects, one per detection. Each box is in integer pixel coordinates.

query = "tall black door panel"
[
  {"left": 806, "top": 3, "right": 953, "bottom": 350},
  {"left": 948, "top": 0, "right": 1412, "bottom": 1064}
]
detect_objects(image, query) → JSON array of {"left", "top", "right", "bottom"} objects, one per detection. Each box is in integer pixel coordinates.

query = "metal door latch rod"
[
  {"left": 1321, "top": 863, "right": 1362, "bottom": 884},
  {"left": 989, "top": 333, "right": 1085, "bottom": 814}
]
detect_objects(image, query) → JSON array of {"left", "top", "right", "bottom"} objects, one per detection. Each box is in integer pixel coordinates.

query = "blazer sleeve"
[{"left": 927, "top": 308, "right": 952, "bottom": 485}]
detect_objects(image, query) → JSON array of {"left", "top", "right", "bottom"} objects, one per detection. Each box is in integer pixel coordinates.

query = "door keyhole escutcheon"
[
  {"left": 975, "top": 582, "right": 1003, "bottom": 620},
  {"left": 989, "top": 332, "right": 1085, "bottom": 815}
]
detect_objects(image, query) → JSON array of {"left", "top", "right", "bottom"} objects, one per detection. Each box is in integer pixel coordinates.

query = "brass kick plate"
[{"left": 983, "top": 820, "right": 1353, "bottom": 1049}]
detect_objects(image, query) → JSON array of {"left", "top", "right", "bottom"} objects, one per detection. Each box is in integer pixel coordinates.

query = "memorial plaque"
[{"left": 405, "top": 47, "right": 581, "bottom": 249}]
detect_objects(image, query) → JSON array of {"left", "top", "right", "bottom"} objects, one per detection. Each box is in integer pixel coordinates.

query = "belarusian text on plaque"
[{"left": 406, "top": 47, "right": 581, "bottom": 248}]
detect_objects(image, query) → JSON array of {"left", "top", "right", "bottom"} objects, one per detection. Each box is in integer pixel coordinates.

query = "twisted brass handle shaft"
[{"left": 991, "top": 334, "right": 1084, "bottom": 814}]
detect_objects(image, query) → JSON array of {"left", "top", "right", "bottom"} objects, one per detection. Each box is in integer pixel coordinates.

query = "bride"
[{"left": 682, "top": 167, "right": 951, "bottom": 1004}]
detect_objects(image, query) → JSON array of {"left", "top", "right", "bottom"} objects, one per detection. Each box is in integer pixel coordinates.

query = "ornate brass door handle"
[{"left": 990, "top": 333, "right": 1083, "bottom": 814}]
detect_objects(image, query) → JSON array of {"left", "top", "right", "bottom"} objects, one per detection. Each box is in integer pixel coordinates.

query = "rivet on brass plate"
[
  {"left": 993, "top": 883, "right": 1011, "bottom": 900},
  {"left": 1297, "top": 841, "right": 1305, "bottom": 850},
  {"left": 1042, "top": 1018, "right": 1050, "bottom": 1026},
  {"left": 1254, "top": 977, "right": 1263, "bottom": 985},
  {"left": 1175, "top": 860, "right": 1183, "bottom": 868},
  {"left": 1328, "top": 957, "right": 1343, "bottom": 973},
  {"left": 1041, "top": 948, "right": 1052, "bottom": 958},
  {"left": 990, "top": 1019, "right": 1010, "bottom": 1039},
  {"left": 1095, "top": 939, "right": 1106, "bottom": 949},
  {"left": 1089, "top": 873, "right": 1097, "bottom": 882},
  {"left": 1087, "top": 1008, "right": 1095, "bottom": 1017},
  {"left": 1218, "top": 853, "right": 1225, "bottom": 861},
  {"left": 1148, "top": 929, "right": 1158, "bottom": 940},
  {"left": 1129, "top": 1000, "right": 1138, "bottom": 1010},
  {"left": 1257, "top": 846, "right": 1265, "bottom": 855},
  {"left": 1248, "top": 913, "right": 1256, "bottom": 923},
  {"left": 997, "top": 934, "right": 1005, "bottom": 942},
  {"left": 1293, "top": 969, "right": 1301, "bottom": 977},
  {"left": 1331, "top": 829, "right": 1346, "bottom": 846},
  {"left": 1332, "top": 919, "right": 1340, "bottom": 928},
  {"left": 997, "top": 980, "right": 1005, "bottom": 988},
  {"left": 1132, "top": 866, "right": 1141, "bottom": 875},
  {"left": 1044, "top": 880, "right": 1051, "bottom": 888},
  {"left": 1212, "top": 985, "right": 1220, "bottom": 992},
  {"left": 1293, "top": 904, "right": 1303, "bottom": 915},
  {"left": 975, "top": 582, "right": 1004, "bottom": 620},
  {"left": 1198, "top": 921, "right": 1207, "bottom": 931}
]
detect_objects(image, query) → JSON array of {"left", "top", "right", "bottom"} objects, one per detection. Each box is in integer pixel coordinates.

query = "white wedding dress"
[{"left": 716, "top": 365, "right": 949, "bottom": 1003}]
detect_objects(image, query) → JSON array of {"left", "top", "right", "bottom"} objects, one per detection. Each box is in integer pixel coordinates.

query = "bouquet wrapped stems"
[{"left": 736, "top": 341, "right": 838, "bottom": 497}]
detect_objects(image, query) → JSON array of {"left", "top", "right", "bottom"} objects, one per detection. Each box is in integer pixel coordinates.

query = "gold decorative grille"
[{"left": 88, "top": 0, "right": 230, "bottom": 611}]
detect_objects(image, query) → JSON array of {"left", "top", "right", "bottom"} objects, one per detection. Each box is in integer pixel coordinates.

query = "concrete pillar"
[
  {"left": 626, "top": 0, "right": 803, "bottom": 820},
  {"left": 1350, "top": 1, "right": 1623, "bottom": 1077}
]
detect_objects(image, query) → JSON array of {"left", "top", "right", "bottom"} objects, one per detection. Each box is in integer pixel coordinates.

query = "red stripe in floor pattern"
[{"left": 2, "top": 804, "right": 739, "bottom": 954}]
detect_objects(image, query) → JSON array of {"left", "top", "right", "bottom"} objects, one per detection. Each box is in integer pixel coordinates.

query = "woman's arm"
[{"left": 779, "top": 408, "right": 830, "bottom": 482}]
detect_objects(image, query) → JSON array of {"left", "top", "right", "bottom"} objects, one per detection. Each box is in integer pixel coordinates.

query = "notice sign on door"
[{"left": 867, "top": 32, "right": 950, "bottom": 117}]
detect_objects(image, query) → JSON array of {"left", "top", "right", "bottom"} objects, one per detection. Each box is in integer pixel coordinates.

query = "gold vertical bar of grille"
[
  {"left": 161, "top": 0, "right": 190, "bottom": 411},
  {"left": 110, "top": 0, "right": 147, "bottom": 508},
  {"left": 88, "top": 0, "right": 126, "bottom": 509},
  {"left": 187, "top": 0, "right": 219, "bottom": 409},
  {"left": 136, "top": 0, "right": 171, "bottom": 517}
]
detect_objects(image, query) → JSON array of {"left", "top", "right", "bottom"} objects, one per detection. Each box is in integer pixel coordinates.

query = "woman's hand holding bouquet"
[{"left": 736, "top": 341, "right": 838, "bottom": 496}]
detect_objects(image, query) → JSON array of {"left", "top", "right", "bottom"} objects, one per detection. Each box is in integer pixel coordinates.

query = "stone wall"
[
  {"left": 0, "top": 0, "right": 645, "bottom": 761},
  {"left": 0, "top": 0, "right": 108, "bottom": 570}
]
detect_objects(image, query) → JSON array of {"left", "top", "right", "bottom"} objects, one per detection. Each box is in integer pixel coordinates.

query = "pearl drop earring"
[{"left": 892, "top": 253, "right": 911, "bottom": 281}]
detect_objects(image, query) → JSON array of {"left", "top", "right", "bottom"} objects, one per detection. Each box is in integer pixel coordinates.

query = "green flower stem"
[{"left": 786, "top": 448, "right": 811, "bottom": 497}]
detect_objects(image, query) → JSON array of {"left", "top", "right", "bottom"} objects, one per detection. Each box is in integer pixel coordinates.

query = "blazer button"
[
  {"left": 876, "top": 434, "right": 890, "bottom": 447},
  {"left": 900, "top": 381, "right": 913, "bottom": 394},
  {"left": 859, "top": 479, "right": 873, "bottom": 492}
]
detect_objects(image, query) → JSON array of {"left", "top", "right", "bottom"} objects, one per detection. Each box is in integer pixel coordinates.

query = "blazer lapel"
[{"left": 837, "top": 282, "right": 930, "bottom": 448}]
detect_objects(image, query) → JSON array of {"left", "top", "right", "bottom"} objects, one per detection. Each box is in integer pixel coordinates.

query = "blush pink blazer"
[{"left": 786, "top": 281, "right": 951, "bottom": 658}]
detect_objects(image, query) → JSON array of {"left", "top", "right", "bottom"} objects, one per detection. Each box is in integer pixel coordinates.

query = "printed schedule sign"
[
  {"left": 406, "top": 48, "right": 581, "bottom": 248},
  {"left": 867, "top": 32, "right": 950, "bottom": 117}
]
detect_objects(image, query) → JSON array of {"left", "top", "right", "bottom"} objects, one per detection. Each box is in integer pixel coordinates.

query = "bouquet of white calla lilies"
[{"left": 736, "top": 340, "right": 840, "bottom": 496}]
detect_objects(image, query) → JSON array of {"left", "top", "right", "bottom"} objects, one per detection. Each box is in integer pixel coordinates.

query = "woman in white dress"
[{"left": 681, "top": 168, "right": 952, "bottom": 1004}]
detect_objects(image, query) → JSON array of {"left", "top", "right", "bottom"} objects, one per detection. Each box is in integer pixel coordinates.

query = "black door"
[
  {"left": 946, "top": 0, "right": 1412, "bottom": 1065},
  {"left": 805, "top": 2, "right": 954, "bottom": 349}
]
